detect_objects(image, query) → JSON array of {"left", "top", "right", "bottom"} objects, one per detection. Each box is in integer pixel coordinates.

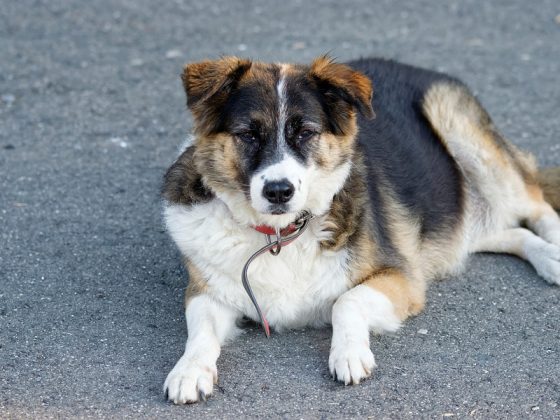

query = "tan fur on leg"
[{"left": 363, "top": 269, "right": 426, "bottom": 319}]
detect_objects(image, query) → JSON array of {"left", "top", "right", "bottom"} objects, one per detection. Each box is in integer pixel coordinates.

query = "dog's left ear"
[
  {"left": 310, "top": 56, "right": 375, "bottom": 120},
  {"left": 182, "top": 57, "right": 252, "bottom": 109},
  {"left": 182, "top": 57, "right": 252, "bottom": 134}
]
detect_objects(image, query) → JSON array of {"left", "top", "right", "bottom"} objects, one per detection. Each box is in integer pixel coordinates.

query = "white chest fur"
[{"left": 164, "top": 200, "right": 351, "bottom": 329}]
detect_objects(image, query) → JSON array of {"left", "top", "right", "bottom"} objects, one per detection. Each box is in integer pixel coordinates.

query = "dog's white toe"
[
  {"left": 329, "top": 341, "right": 376, "bottom": 385},
  {"left": 548, "top": 231, "right": 560, "bottom": 249},
  {"left": 163, "top": 355, "right": 217, "bottom": 404}
]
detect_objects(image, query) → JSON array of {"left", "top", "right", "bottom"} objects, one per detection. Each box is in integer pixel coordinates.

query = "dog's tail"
[{"left": 538, "top": 167, "right": 560, "bottom": 210}]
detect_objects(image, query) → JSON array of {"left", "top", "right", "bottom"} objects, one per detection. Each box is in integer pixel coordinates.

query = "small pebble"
[
  {"left": 417, "top": 328, "right": 428, "bottom": 335},
  {"left": 292, "top": 41, "right": 306, "bottom": 50},
  {"left": 109, "top": 137, "right": 129, "bottom": 148},
  {"left": 1, "top": 94, "right": 15, "bottom": 104},
  {"left": 130, "top": 58, "right": 143, "bottom": 67},
  {"left": 237, "top": 43, "right": 248, "bottom": 52},
  {"left": 165, "top": 49, "right": 182, "bottom": 59},
  {"left": 466, "top": 38, "right": 484, "bottom": 47}
]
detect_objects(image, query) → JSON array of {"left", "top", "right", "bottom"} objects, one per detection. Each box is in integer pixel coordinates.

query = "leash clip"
[
  {"left": 264, "top": 211, "right": 313, "bottom": 256},
  {"left": 266, "top": 227, "right": 283, "bottom": 256}
]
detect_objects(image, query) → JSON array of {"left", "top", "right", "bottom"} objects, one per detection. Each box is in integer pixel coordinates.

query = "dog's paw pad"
[
  {"left": 329, "top": 342, "right": 376, "bottom": 385},
  {"left": 163, "top": 357, "right": 217, "bottom": 404}
]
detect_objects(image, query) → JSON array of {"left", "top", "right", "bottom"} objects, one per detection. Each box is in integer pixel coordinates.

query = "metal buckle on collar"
[{"left": 265, "top": 227, "right": 283, "bottom": 256}]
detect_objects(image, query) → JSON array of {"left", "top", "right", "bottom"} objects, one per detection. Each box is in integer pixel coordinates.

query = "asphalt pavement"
[{"left": 1, "top": 0, "right": 560, "bottom": 418}]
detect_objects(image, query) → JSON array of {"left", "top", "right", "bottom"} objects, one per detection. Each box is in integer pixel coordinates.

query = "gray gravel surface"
[{"left": 2, "top": 0, "right": 560, "bottom": 418}]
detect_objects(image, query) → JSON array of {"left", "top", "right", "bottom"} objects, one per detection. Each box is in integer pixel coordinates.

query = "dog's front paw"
[
  {"left": 329, "top": 341, "right": 376, "bottom": 385},
  {"left": 163, "top": 355, "right": 217, "bottom": 404},
  {"left": 528, "top": 242, "right": 560, "bottom": 285}
]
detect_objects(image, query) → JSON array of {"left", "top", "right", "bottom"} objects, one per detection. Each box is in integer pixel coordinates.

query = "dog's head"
[{"left": 183, "top": 56, "right": 374, "bottom": 227}]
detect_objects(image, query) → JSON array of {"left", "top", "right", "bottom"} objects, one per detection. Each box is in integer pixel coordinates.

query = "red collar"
[{"left": 252, "top": 223, "right": 298, "bottom": 237}]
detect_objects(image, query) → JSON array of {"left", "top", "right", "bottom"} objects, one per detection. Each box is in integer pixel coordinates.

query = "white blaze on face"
[
  {"left": 276, "top": 65, "right": 288, "bottom": 153},
  {"left": 249, "top": 65, "right": 310, "bottom": 215}
]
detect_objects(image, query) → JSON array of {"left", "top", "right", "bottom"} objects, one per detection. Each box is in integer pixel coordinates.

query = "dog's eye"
[
  {"left": 236, "top": 131, "right": 258, "bottom": 144},
  {"left": 296, "top": 129, "right": 316, "bottom": 142}
]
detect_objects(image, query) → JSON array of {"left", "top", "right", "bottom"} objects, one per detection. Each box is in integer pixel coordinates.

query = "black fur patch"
[{"left": 348, "top": 58, "right": 464, "bottom": 238}]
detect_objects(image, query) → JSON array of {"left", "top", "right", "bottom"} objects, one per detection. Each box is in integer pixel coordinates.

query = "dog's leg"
[
  {"left": 329, "top": 269, "right": 421, "bottom": 384},
  {"left": 475, "top": 228, "right": 560, "bottom": 285},
  {"left": 164, "top": 294, "right": 239, "bottom": 404},
  {"left": 526, "top": 203, "right": 560, "bottom": 248}
]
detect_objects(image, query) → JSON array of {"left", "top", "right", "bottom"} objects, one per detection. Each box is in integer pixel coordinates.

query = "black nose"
[{"left": 263, "top": 180, "right": 295, "bottom": 204}]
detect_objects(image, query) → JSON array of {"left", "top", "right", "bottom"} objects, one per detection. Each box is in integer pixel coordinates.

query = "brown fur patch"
[
  {"left": 310, "top": 56, "right": 375, "bottom": 120},
  {"left": 320, "top": 155, "right": 369, "bottom": 252},
  {"left": 379, "top": 186, "right": 421, "bottom": 267},
  {"left": 184, "top": 260, "right": 208, "bottom": 306},
  {"left": 183, "top": 57, "right": 251, "bottom": 106},
  {"left": 538, "top": 167, "right": 560, "bottom": 210},
  {"left": 312, "top": 130, "right": 357, "bottom": 170},
  {"left": 182, "top": 57, "right": 252, "bottom": 135},
  {"left": 525, "top": 182, "right": 545, "bottom": 203},
  {"left": 361, "top": 268, "right": 425, "bottom": 320},
  {"left": 193, "top": 133, "right": 245, "bottom": 195}
]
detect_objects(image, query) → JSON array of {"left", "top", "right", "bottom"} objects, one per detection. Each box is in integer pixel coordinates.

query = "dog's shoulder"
[{"left": 349, "top": 58, "right": 465, "bottom": 239}]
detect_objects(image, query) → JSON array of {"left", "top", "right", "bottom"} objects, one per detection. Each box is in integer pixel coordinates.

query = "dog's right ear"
[
  {"left": 182, "top": 57, "right": 252, "bottom": 133},
  {"left": 310, "top": 55, "right": 374, "bottom": 120}
]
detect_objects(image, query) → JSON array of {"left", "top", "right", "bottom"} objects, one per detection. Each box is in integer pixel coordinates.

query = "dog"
[{"left": 161, "top": 56, "right": 560, "bottom": 404}]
